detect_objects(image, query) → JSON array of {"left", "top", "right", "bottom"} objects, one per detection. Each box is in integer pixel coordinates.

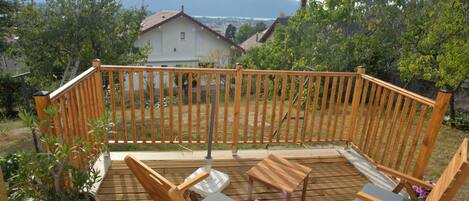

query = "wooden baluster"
[
  {"left": 269, "top": 76, "right": 279, "bottom": 143},
  {"left": 354, "top": 80, "right": 369, "bottom": 145},
  {"left": 348, "top": 68, "right": 366, "bottom": 143},
  {"left": 339, "top": 76, "right": 353, "bottom": 140},
  {"left": 159, "top": 71, "right": 165, "bottom": 143},
  {"left": 149, "top": 71, "right": 156, "bottom": 143},
  {"left": 108, "top": 71, "right": 118, "bottom": 143},
  {"left": 118, "top": 71, "right": 127, "bottom": 143},
  {"left": 187, "top": 72, "right": 193, "bottom": 143},
  {"left": 293, "top": 75, "right": 305, "bottom": 143},
  {"left": 301, "top": 77, "right": 313, "bottom": 143},
  {"left": 196, "top": 73, "right": 202, "bottom": 143},
  {"left": 214, "top": 74, "right": 221, "bottom": 143},
  {"left": 244, "top": 75, "right": 252, "bottom": 143},
  {"left": 253, "top": 75, "right": 262, "bottom": 143},
  {"left": 232, "top": 64, "right": 243, "bottom": 153},
  {"left": 403, "top": 105, "right": 429, "bottom": 173},
  {"left": 223, "top": 74, "right": 231, "bottom": 143},
  {"left": 395, "top": 100, "right": 418, "bottom": 171},
  {"left": 285, "top": 75, "right": 296, "bottom": 143},
  {"left": 205, "top": 74, "right": 212, "bottom": 143},
  {"left": 388, "top": 97, "right": 411, "bottom": 167},
  {"left": 309, "top": 77, "right": 321, "bottom": 142},
  {"left": 74, "top": 85, "right": 86, "bottom": 140},
  {"left": 276, "top": 75, "right": 288, "bottom": 143},
  {"left": 326, "top": 76, "right": 338, "bottom": 141},
  {"left": 374, "top": 91, "right": 395, "bottom": 161},
  {"left": 367, "top": 89, "right": 388, "bottom": 156},
  {"left": 168, "top": 72, "right": 174, "bottom": 143},
  {"left": 381, "top": 94, "right": 403, "bottom": 164},
  {"left": 260, "top": 75, "right": 269, "bottom": 144},
  {"left": 69, "top": 91, "right": 79, "bottom": 145},
  {"left": 363, "top": 85, "right": 381, "bottom": 151},
  {"left": 128, "top": 70, "right": 137, "bottom": 143},
  {"left": 177, "top": 72, "right": 183, "bottom": 143},
  {"left": 331, "top": 76, "right": 344, "bottom": 140},
  {"left": 59, "top": 96, "right": 70, "bottom": 144},
  {"left": 413, "top": 91, "right": 451, "bottom": 178},
  {"left": 317, "top": 76, "right": 330, "bottom": 142},
  {"left": 138, "top": 71, "right": 146, "bottom": 143},
  {"left": 359, "top": 83, "right": 376, "bottom": 149}
]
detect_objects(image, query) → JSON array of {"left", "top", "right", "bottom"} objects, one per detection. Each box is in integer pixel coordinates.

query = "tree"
[
  {"left": 399, "top": 0, "right": 469, "bottom": 123},
  {"left": 242, "top": 0, "right": 405, "bottom": 76},
  {"left": 225, "top": 24, "right": 236, "bottom": 41},
  {"left": 11, "top": 0, "right": 149, "bottom": 89},
  {"left": 0, "top": 0, "right": 18, "bottom": 69},
  {"left": 235, "top": 22, "right": 268, "bottom": 44}
]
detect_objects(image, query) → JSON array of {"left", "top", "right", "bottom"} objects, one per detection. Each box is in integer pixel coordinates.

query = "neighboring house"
[
  {"left": 135, "top": 9, "right": 244, "bottom": 68},
  {"left": 241, "top": 16, "right": 289, "bottom": 50}
]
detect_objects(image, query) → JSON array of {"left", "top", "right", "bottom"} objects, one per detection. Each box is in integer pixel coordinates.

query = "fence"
[{"left": 34, "top": 60, "right": 450, "bottom": 179}]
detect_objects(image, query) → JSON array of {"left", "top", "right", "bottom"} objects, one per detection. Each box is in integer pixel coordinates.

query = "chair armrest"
[
  {"left": 376, "top": 165, "right": 433, "bottom": 189},
  {"left": 356, "top": 191, "right": 383, "bottom": 201},
  {"left": 177, "top": 171, "right": 209, "bottom": 192}
]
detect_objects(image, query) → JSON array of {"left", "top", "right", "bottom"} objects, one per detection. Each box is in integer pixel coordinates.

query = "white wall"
[{"left": 135, "top": 16, "right": 234, "bottom": 67}]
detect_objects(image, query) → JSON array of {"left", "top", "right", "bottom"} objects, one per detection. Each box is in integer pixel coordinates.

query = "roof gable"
[{"left": 141, "top": 11, "right": 244, "bottom": 52}]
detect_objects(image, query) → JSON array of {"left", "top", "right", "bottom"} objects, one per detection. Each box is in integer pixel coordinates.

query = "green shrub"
[{"left": 0, "top": 72, "right": 22, "bottom": 117}]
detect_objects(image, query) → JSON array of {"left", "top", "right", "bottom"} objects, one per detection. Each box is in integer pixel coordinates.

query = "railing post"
[
  {"left": 0, "top": 168, "right": 7, "bottom": 201},
  {"left": 92, "top": 59, "right": 105, "bottom": 118},
  {"left": 347, "top": 67, "right": 366, "bottom": 145},
  {"left": 33, "top": 91, "right": 51, "bottom": 135},
  {"left": 232, "top": 63, "right": 243, "bottom": 156},
  {"left": 412, "top": 91, "right": 451, "bottom": 178}
]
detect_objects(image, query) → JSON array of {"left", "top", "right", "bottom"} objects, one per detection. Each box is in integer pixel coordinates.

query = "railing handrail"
[
  {"left": 361, "top": 74, "right": 435, "bottom": 107},
  {"left": 49, "top": 67, "right": 97, "bottom": 101}
]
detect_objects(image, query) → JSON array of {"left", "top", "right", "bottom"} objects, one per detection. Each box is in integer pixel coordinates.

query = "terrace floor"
[{"left": 97, "top": 148, "right": 391, "bottom": 201}]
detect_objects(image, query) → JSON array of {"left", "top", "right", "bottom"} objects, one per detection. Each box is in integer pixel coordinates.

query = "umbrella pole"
[{"left": 205, "top": 85, "right": 216, "bottom": 170}]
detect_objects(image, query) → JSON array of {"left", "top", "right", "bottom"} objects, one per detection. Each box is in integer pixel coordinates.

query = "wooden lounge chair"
[
  {"left": 356, "top": 138, "right": 469, "bottom": 201},
  {"left": 124, "top": 155, "right": 233, "bottom": 201}
]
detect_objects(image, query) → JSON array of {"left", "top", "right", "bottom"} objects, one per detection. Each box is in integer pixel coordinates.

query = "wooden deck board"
[{"left": 98, "top": 156, "right": 367, "bottom": 201}]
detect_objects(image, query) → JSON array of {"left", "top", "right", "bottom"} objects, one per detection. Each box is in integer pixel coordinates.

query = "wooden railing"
[
  {"left": 349, "top": 69, "right": 451, "bottom": 178},
  {"left": 33, "top": 60, "right": 105, "bottom": 148},
  {"left": 34, "top": 61, "right": 451, "bottom": 179}
]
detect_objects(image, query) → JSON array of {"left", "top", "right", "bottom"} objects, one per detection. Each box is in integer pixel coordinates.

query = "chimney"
[
  {"left": 181, "top": 5, "right": 184, "bottom": 12},
  {"left": 301, "top": 0, "right": 307, "bottom": 8}
]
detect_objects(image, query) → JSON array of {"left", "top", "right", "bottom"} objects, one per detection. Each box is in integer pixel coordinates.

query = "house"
[
  {"left": 134, "top": 9, "right": 244, "bottom": 68},
  {"left": 241, "top": 16, "right": 289, "bottom": 50}
]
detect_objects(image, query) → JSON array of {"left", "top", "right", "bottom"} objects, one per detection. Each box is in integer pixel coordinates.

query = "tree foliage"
[
  {"left": 242, "top": 0, "right": 405, "bottom": 76},
  {"left": 225, "top": 24, "right": 236, "bottom": 41},
  {"left": 0, "top": 0, "right": 17, "bottom": 53},
  {"left": 11, "top": 0, "right": 149, "bottom": 89},
  {"left": 399, "top": 0, "right": 469, "bottom": 91}
]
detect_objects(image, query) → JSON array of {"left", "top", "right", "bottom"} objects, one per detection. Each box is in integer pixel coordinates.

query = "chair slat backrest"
[
  {"left": 124, "top": 155, "right": 184, "bottom": 201},
  {"left": 427, "top": 139, "right": 469, "bottom": 201}
]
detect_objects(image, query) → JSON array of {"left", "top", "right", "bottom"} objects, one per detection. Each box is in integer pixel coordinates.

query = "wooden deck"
[{"left": 98, "top": 156, "right": 368, "bottom": 201}]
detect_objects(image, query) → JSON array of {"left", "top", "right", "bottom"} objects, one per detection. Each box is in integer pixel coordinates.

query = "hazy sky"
[{"left": 121, "top": 0, "right": 300, "bottom": 18}]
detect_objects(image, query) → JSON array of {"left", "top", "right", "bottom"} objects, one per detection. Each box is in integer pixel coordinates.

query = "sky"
[{"left": 121, "top": 0, "right": 300, "bottom": 18}]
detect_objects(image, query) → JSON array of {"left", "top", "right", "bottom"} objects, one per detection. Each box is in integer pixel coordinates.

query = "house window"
[
  {"left": 161, "top": 65, "right": 168, "bottom": 67},
  {"left": 180, "top": 32, "right": 185, "bottom": 40}
]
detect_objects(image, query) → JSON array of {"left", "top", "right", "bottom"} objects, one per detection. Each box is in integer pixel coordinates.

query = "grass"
[{"left": 0, "top": 118, "right": 33, "bottom": 155}]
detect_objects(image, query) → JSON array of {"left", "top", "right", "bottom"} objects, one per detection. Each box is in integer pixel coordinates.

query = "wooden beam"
[
  {"left": 0, "top": 168, "right": 7, "bottom": 201},
  {"left": 232, "top": 64, "right": 243, "bottom": 155},
  {"left": 412, "top": 91, "right": 451, "bottom": 178}
]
